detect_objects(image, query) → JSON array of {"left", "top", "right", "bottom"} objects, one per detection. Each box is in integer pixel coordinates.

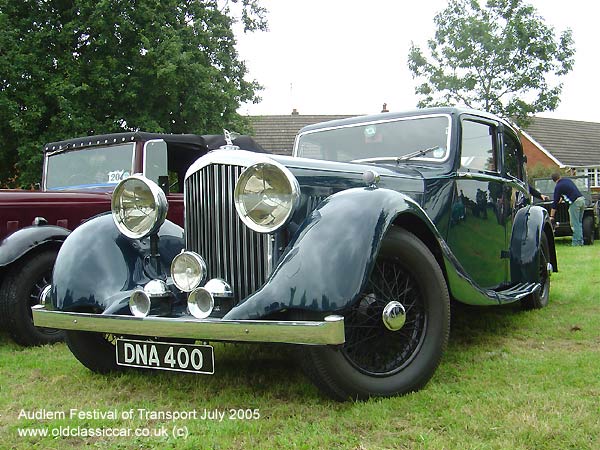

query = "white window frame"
[{"left": 576, "top": 167, "right": 600, "bottom": 188}]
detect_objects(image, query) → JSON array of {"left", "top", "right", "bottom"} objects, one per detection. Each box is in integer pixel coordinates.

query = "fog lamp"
[
  {"left": 129, "top": 280, "right": 170, "bottom": 317},
  {"left": 188, "top": 287, "right": 214, "bottom": 319},
  {"left": 171, "top": 251, "right": 207, "bottom": 292}
]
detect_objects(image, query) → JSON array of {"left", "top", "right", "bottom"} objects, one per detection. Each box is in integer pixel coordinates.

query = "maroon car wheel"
[{"left": 0, "top": 250, "right": 63, "bottom": 346}]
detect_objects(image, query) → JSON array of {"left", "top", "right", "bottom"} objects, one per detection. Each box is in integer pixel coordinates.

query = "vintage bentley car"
[{"left": 33, "top": 108, "right": 557, "bottom": 400}]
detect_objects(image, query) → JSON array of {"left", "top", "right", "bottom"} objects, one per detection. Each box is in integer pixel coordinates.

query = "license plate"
[{"left": 115, "top": 339, "right": 214, "bottom": 374}]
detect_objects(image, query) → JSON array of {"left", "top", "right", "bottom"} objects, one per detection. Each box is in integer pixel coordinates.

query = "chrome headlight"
[
  {"left": 171, "top": 251, "right": 207, "bottom": 292},
  {"left": 111, "top": 175, "right": 168, "bottom": 239},
  {"left": 234, "top": 161, "right": 300, "bottom": 233}
]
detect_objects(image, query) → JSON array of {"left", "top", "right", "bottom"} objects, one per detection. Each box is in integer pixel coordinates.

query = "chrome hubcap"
[{"left": 382, "top": 301, "right": 406, "bottom": 331}]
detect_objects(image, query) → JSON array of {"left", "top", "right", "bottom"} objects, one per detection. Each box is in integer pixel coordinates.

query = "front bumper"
[{"left": 32, "top": 306, "right": 345, "bottom": 345}]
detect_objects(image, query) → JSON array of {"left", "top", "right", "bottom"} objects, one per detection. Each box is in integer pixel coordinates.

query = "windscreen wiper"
[
  {"left": 351, "top": 146, "right": 442, "bottom": 165},
  {"left": 396, "top": 146, "right": 441, "bottom": 162}
]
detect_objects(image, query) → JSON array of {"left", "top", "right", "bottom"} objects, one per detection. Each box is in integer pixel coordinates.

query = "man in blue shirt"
[{"left": 550, "top": 173, "right": 585, "bottom": 246}]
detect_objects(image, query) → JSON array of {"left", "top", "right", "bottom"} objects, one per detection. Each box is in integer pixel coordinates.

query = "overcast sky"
[{"left": 235, "top": 0, "right": 599, "bottom": 123}]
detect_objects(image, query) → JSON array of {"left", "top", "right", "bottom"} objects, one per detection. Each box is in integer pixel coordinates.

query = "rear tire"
[
  {"left": 522, "top": 232, "right": 551, "bottom": 310},
  {"left": 0, "top": 250, "right": 63, "bottom": 346},
  {"left": 300, "top": 227, "right": 450, "bottom": 401},
  {"left": 583, "top": 216, "right": 594, "bottom": 245}
]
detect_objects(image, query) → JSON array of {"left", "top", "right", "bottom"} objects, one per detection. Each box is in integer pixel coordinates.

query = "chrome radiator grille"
[{"left": 184, "top": 164, "right": 271, "bottom": 302}]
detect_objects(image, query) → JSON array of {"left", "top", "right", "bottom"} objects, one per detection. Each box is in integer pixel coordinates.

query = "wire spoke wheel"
[
  {"left": 28, "top": 272, "right": 51, "bottom": 308},
  {"left": 300, "top": 227, "right": 450, "bottom": 401},
  {"left": 343, "top": 258, "right": 427, "bottom": 376}
]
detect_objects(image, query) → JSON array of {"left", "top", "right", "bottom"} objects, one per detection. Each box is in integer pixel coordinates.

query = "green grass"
[{"left": 1, "top": 238, "right": 599, "bottom": 449}]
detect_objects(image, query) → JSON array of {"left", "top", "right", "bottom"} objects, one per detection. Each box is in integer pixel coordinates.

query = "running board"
[{"left": 488, "top": 282, "right": 540, "bottom": 303}]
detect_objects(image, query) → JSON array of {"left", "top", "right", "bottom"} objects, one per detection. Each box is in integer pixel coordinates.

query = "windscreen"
[
  {"left": 534, "top": 177, "right": 589, "bottom": 197},
  {"left": 296, "top": 115, "right": 451, "bottom": 163},
  {"left": 45, "top": 143, "right": 135, "bottom": 190}
]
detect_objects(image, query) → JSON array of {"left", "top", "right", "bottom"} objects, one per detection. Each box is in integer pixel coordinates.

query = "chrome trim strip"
[
  {"left": 42, "top": 154, "right": 49, "bottom": 191},
  {"left": 32, "top": 306, "right": 345, "bottom": 346}
]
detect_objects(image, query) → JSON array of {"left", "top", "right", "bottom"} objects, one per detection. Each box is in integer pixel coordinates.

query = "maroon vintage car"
[{"left": 0, "top": 131, "right": 265, "bottom": 346}]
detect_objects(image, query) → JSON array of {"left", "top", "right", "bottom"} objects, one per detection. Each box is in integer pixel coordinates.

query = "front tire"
[
  {"left": 65, "top": 331, "right": 195, "bottom": 373},
  {"left": 65, "top": 331, "right": 123, "bottom": 373},
  {"left": 301, "top": 227, "right": 450, "bottom": 401},
  {"left": 0, "top": 250, "right": 64, "bottom": 346}
]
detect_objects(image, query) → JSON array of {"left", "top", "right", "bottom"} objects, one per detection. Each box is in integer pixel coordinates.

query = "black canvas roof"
[{"left": 43, "top": 131, "right": 267, "bottom": 154}]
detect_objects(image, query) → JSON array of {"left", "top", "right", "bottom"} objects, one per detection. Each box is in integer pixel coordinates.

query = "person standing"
[{"left": 550, "top": 172, "right": 585, "bottom": 246}]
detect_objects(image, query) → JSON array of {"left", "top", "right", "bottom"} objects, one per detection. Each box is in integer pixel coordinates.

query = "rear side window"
[
  {"left": 503, "top": 132, "right": 523, "bottom": 180},
  {"left": 460, "top": 120, "right": 496, "bottom": 172}
]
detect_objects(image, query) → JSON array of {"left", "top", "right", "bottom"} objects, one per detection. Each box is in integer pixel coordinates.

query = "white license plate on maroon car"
[{"left": 115, "top": 339, "right": 214, "bottom": 374}]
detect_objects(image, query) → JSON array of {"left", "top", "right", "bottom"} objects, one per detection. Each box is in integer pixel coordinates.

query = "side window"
[
  {"left": 143, "top": 140, "right": 168, "bottom": 185},
  {"left": 460, "top": 120, "right": 497, "bottom": 172},
  {"left": 503, "top": 132, "right": 523, "bottom": 180},
  {"left": 166, "top": 146, "right": 205, "bottom": 194}
]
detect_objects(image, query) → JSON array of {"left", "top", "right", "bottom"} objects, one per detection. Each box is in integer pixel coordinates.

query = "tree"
[
  {"left": 0, "top": 0, "right": 267, "bottom": 187},
  {"left": 408, "top": 0, "right": 575, "bottom": 126}
]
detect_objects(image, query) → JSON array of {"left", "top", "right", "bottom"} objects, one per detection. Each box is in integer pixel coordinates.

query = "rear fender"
[{"left": 510, "top": 205, "right": 557, "bottom": 283}]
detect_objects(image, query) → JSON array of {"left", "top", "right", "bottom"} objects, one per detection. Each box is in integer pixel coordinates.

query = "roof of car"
[
  {"left": 297, "top": 107, "right": 515, "bottom": 134},
  {"left": 43, "top": 132, "right": 267, "bottom": 153}
]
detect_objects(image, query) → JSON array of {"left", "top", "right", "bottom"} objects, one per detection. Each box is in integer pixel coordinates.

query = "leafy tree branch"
[
  {"left": 0, "top": 0, "right": 267, "bottom": 187},
  {"left": 407, "top": 0, "right": 575, "bottom": 126}
]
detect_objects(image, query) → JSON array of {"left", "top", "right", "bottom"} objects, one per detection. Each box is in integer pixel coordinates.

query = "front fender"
[
  {"left": 510, "top": 205, "right": 557, "bottom": 283},
  {"left": 50, "top": 213, "right": 185, "bottom": 314},
  {"left": 0, "top": 225, "right": 69, "bottom": 267},
  {"left": 224, "top": 187, "right": 439, "bottom": 320}
]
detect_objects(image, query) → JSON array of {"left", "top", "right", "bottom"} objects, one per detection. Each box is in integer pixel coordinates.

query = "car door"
[
  {"left": 446, "top": 116, "right": 508, "bottom": 289},
  {"left": 501, "top": 127, "right": 530, "bottom": 251}
]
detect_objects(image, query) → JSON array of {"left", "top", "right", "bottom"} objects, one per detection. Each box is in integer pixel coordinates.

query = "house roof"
[
  {"left": 249, "top": 112, "right": 600, "bottom": 168},
  {"left": 249, "top": 114, "right": 355, "bottom": 155},
  {"left": 521, "top": 117, "right": 600, "bottom": 167}
]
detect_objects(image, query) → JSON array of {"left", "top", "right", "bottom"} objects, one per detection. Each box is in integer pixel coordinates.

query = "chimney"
[
  {"left": 381, "top": 103, "right": 389, "bottom": 113},
  {"left": 291, "top": 108, "right": 299, "bottom": 116}
]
